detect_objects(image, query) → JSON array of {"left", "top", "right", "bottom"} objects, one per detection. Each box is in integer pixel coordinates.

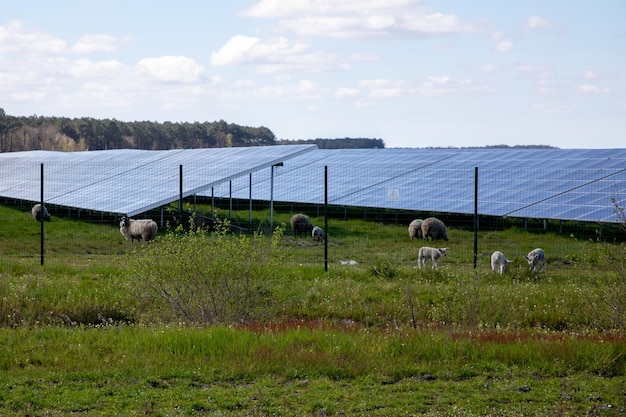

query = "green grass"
[{"left": 0, "top": 203, "right": 625, "bottom": 415}]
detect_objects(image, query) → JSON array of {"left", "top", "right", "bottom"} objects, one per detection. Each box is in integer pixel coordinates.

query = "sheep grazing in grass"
[
  {"left": 408, "top": 219, "right": 423, "bottom": 240},
  {"left": 421, "top": 217, "right": 448, "bottom": 241},
  {"left": 490, "top": 251, "right": 512, "bottom": 274},
  {"left": 31, "top": 204, "right": 51, "bottom": 222},
  {"left": 312, "top": 226, "right": 325, "bottom": 242},
  {"left": 418, "top": 246, "right": 448, "bottom": 269},
  {"left": 524, "top": 248, "right": 546, "bottom": 273},
  {"left": 119, "top": 216, "right": 158, "bottom": 244},
  {"left": 290, "top": 213, "right": 313, "bottom": 238}
]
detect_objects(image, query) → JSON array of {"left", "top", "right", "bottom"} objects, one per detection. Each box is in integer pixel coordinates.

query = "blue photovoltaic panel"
[
  {"left": 0, "top": 146, "right": 625, "bottom": 223},
  {"left": 210, "top": 148, "right": 626, "bottom": 223}
]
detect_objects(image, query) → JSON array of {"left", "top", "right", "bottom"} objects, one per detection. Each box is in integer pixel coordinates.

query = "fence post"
[
  {"left": 40, "top": 163, "right": 44, "bottom": 265},
  {"left": 324, "top": 165, "right": 328, "bottom": 272},
  {"left": 473, "top": 167, "right": 478, "bottom": 269},
  {"left": 178, "top": 165, "right": 183, "bottom": 221},
  {"left": 249, "top": 173, "right": 252, "bottom": 229}
]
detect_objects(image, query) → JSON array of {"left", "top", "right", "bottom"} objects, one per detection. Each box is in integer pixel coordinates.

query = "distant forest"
[{"left": 0, "top": 109, "right": 385, "bottom": 152}]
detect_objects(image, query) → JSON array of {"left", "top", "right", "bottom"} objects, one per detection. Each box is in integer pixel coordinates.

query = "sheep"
[
  {"left": 418, "top": 246, "right": 448, "bottom": 269},
  {"left": 290, "top": 213, "right": 313, "bottom": 238},
  {"left": 312, "top": 226, "right": 325, "bottom": 242},
  {"left": 420, "top": 217, "right": 448, "bottom": 241},
  {"left": 408, "top": 219, "right": 423, "bottom": 240},
  {"left": 119, "top": 216, "right": 158, "bottom": 244},
  {"left": 490, "top": 251, "right": 512, "bottom": 274},
  {"left": 31, "top": 204, "right": 51, "bottom": 222},
  {"left": 524, "top": 248, "right": 546, "bottom": 273}
]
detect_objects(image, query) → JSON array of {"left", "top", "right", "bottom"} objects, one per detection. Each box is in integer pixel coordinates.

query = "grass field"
[{"left": 0, "top": 204, "right": 625, "bottom": 415}]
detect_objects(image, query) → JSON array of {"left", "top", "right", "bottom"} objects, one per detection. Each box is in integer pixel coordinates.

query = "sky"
[{"left": 1, "top": 1, "right": 625, "bottom": 149}]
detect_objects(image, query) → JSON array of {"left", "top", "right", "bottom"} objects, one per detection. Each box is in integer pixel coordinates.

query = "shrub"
[{"left": 125, "top": 221, "right": 288, "bottom": 324}]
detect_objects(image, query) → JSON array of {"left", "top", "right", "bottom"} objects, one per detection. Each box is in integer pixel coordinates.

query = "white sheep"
[
  {"left": 312, "top": 226, "right": 325, "bottom": 242},
  {"left": 119, "top": 216, "right": 158, "bottom": 244},
  {"left": 290, "top": 213, "right": 313, "bottom": 238},
  {"left": 524, "top": 248, "right": 546, "bottom": 273},
  {"left": 490, "top": 251, "right": 512, "bottom": 274},
  {"left": 31, "top": 203, "right": 51, "bottom": 222},
  {"left": 418, "top": 246, "right": 448, "bottom": 269},
  {"left": 408, "top": 219, "right": 423, "bottom": 240},
  {"left": 421, "top": 217, "right": 448, "bottom": 241}
]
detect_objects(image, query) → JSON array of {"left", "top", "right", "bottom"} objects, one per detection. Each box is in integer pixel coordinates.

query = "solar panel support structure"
[
  {"left": 473, "top": 167, "right": 478, "bottom": 269},
  {"left": 40, "top": 163, "right": 45, "bottom": 266}
]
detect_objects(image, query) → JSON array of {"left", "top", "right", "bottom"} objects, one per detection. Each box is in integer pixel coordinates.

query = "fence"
[{"left": 1, "top": 162, "right": 625, "bottom": 268}]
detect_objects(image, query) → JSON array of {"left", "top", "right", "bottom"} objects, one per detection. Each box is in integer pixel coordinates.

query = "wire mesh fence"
[{"left": 1, "top": 161, "right": 625, "bottom": 268}]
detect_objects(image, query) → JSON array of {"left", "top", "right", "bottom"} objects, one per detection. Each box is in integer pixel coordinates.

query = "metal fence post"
[
  {"left": 40, "top": 163, "right": 44, "bottom": 265},
  {"left": 324, "top": 165, "right": 328, "bottom": 272},
  {"left": 473, "top": 167, "right": 478, "bottom": 269}
]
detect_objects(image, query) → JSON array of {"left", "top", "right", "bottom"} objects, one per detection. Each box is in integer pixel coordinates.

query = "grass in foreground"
[{"left": 0, "top": 325, "right": 624, "bottom": 416}]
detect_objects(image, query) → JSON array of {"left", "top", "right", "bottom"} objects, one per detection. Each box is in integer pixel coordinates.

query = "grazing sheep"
[
  {"left": 490, "top": 251, "right": 512, "bottom": 274},
  {"left": 31, "top": 204, "right": 51, "bottom": 222},
  {"left": 421, "top": 217, "right": 448, "bottom": 241},
  {"left": 524, "top": 248, "right": 546, "bottom": 273},
  {"left": 312, "top": 226, "right": 326, "bottom": 242},
  {"left": 408, "top": 219, "right": 423, "bottom": 240},
  {"left": 119, "top": 216, "right": 158, "bottom": 244},
  {"left": 418, "top": 246, "right": 448, "bottom": 269},
  {"left": 290, "top": 213, "right": 313, "bottom": 238}
]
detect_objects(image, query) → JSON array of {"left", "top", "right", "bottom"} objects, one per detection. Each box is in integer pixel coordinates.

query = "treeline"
[
  {"left": 0, "top": 109, "right": 277, "bottom": 152},
  {"left": 276, "top": 137, "right": 385, "bottom": 149},
  {"left": 0, "top": 109, "right": 387, "bottom": 152}
]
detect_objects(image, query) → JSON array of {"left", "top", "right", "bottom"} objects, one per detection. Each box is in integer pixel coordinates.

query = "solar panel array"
[
  {"left": 0, "top": 145, "right": 316, "bottom": 217},
  {"left": 210, "top": 148, "right": 626, "bottom": 223},
  {"left": 0, "top": 146, "right": 624, "bottom": 223}
]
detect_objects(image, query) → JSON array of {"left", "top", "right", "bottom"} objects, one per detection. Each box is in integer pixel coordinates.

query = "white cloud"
[
  {"left": 579, "top": 84, "right": 611, "bottom": 94},
  {"left": 525, "top": 15, "right": 553, "bottom": 30},
  {"left": 211, "top": 35, "right": 263, "bottom": 66},
  {"left": 494, "top": 38, "right": 513, "bottom": 53},
  {"left": 0, "top": 20, "right": 66, "bottom": 55},
  {"left": 70, "top": 58, "right": 124, "bottom": 77},
  {"left": 240, "top": 0, "right": 423, "bottom": 18},
  {"left": 334, "top": 87, "right": 360, "bottom": 99},
  {"left": 240, "top": 0, "right": 478, "bottom": 39},
  {"left": 72, "top": 34, "right": 120, "bottom": 54},
  {"left": 211, "top": 35, "right": 349, "bottom": 73},
  {"left": 358, "top": 76, "right": 489, "bottom": 99},
  {"left": 137, "top": 56, "right": 204, "bottom": 82}
]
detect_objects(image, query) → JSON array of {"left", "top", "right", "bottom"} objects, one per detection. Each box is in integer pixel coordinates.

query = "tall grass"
[{"left": 1, "top": 204, "right": 625, "bottom": 415}]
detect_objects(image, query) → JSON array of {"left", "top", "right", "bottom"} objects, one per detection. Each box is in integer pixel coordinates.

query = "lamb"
[
  {"left": 31, "top": 204, "right": 51, "bottom": 222},
  {"left": 408, "top": 219, "right": 423, "bottom": 240},
  {"left": 119, "top": 216, "right": 158, "bottom": 244},
  {"left": 490, "top": 251, "right": 512, "bottom": 274},
  {"left": 524, "top": 248, "right": 546, "bottom": 273},
  {"left": 290, "top": 213, "right": 313, "bottom": 238},
  {"left": 420, "top": 217, "right": 448, "bottom": 241},
  {"left": 418, "top": 246, "right": 448, "bottom": 269},
  {"left": 312, "top": 226, "right": 325, "bottom": 242}
]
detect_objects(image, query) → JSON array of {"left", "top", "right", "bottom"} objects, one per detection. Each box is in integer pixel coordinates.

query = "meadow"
[{"left": 0, "top": 204, "right": 625, "bottom": 416}]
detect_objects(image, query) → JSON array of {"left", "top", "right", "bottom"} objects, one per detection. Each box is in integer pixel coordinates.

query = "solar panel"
[{"left": 0, "top": 147, "right": 625, "bottom": 223}]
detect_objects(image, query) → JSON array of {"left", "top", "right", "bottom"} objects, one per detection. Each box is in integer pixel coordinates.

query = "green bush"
[{"left": 125, "top": 221, "right": 288, "bottom": 324}]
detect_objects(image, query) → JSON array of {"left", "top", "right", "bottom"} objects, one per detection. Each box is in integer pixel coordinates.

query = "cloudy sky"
[{"left": 1, "top": 1, "right": 624, "bottom": 148}]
